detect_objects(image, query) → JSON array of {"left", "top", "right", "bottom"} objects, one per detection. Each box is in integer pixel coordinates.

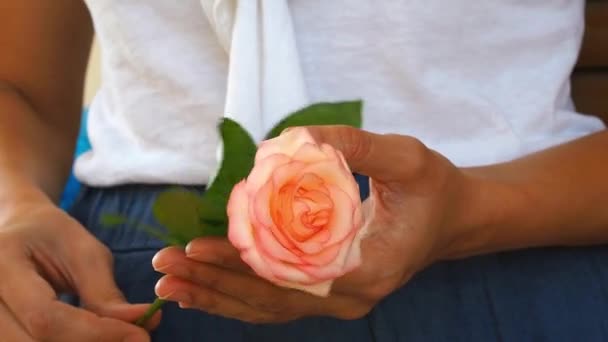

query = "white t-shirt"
[{"left": 74, "top": 0, "right": 605, "bottom": 186}]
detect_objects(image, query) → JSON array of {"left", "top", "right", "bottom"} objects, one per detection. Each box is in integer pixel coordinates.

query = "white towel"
[{"left": 200, "top": 0, "right": 309, "bottom": 142}]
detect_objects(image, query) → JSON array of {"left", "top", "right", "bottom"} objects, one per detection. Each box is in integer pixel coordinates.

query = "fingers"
[
  {"left": 0, "top": 251, "right": 149, "bottom": 342},
  {"left": 90, "top": 302, "right": 162, "bottom": 332},
  {"left": 184, "top": 238, "right": 251, "bottom": 272},
  {"left": 63, "top": 233, "right": 125, "bottom": 307},
  {"left": 154, "top": 248, "right": 294, "bottom": 309},
  {"left": 0, "top": 299, "right": 34, "bottom": 342},
  {"left": 154, "top": 247, "right": 372, "bottom": 321},
  {"left": 304, "top": 125, "right": 432, "bottom": 183},
  {"left": 154, "top": 247, "right": 312, "bottom": 315},
  {"left": 155, "top": 275, "right": 281, "bottom": 323},
  {"left": 61, "top": 233, "right": 161, "bottom": 329},
  {"left": 156, "top": 264, "right": 371, "bottom": 322},
  {"left": 39, "top": 302, "right": 150, "bottom": 342}
]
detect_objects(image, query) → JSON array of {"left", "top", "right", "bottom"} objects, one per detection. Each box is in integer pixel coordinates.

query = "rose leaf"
[
  {"left": 264, "top": 100, "right": 363, "bottom": 140},
  {"left": 100, "top": 213, "right": 128, "bottom": 227},
  {"left": 152, "top": 189, "right": 208, "bottom": 244},
  {"left": 199, "top": 118, "right": 257, "bottom": 231}
]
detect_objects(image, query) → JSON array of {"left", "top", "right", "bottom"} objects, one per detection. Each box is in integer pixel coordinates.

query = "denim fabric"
[{"left": 68, "top": 175, "right": 608, "bottom": 342}]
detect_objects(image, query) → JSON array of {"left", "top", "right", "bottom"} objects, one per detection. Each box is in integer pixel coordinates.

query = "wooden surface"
[{"left": 573, "top": 0, "right": 608, "bottom": 123}]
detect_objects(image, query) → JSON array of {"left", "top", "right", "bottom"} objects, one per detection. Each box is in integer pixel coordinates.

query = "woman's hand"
[
  {"left": 152, "top": 126, "right": 476, "bottom": 323},
  {"left": 0, "top": 191, "right": 158, "bottom": 341}
]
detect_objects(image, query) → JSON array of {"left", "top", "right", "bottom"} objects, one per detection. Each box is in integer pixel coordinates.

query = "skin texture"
[
  {"left": 153, "top": 126, "right": 608, "bottom": 324},
  {"left": 0, "top": 1, "right": 157, "bottom": 341},
  {"left": 1, "top": 0, "right": 607, "bottom": 335}
]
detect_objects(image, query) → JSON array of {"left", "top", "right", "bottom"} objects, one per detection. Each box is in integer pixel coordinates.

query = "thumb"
[
  {"left": 70, "top": 241, "right": 162, "bottom": 328},
  {"left": 304, "top": 125, "right": 431, "bottom": 183}
]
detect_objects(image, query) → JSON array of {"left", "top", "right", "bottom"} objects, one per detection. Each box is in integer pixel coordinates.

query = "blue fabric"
[
  {"left": 60, "top": 110, "right": 91, "bottom": 209},
  {"left": 68, "top": 177, "right": 608, "bottom": 342}
]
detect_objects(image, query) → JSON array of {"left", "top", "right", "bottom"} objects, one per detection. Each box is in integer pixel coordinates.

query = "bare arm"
[
  {"left": 0, "top": 4, "right": 158, "bottom": 339},
  {"left": 449, "top": 129, "right": 608, "bottom": 258},
  {"left": 0, "top": 1, "right": 93, "bottom": 206}
]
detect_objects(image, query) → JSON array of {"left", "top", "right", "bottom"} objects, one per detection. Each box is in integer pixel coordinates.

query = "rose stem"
[{"left": 135, "top": 297, "right": 166, "bottom": 327}]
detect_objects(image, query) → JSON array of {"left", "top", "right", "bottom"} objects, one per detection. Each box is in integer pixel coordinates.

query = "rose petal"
[
  {"left": 353, "top": 200, "right": 365, "bottom": 239},
  {"left": 273, "top": 183, "right": 296, "bottom": 230},
  {"left": 342, "top": 203, "right": 368, "bottom": 273},
  {"left": 227, "top": 181, "right": 254, "bottom": 250},
  {"left": 324, "top": 184, "right": 360, "bottom": 246},
  {"left": 288, "top": 189, "right": 334, "bottom": 242},
  {"left": 308, "top": 206, "right": 366, "bottom": 279},
  {"left": 289, "top": 200, "right": 318, "bottom": 240},
  {"left": 275, "top": 279, "right": 333, "bottom": 297},
  {"left": 263, "top": 253, "right": 318, "bottom": 284},
  {"left": 294, "top": 184, "right": 356, "bottom": 253},
  {"left": 255, "top": 223, "right": 302, "bottom": 264},
  {"left": 342, "top": 233, "right": 364, "bottom": 274},
  {"left": 297, "top": 188, "right": 333, "bottom": 213},
  {"left": 295, "top": 172, "right": 325, "bottom": 192},
  {"left": 246, "top": 154, "right": 291, "bottom": 194},
  {"left": 300, "top": 160, "right": 360, "bottom": 208},
  {"left": 299, "top": 239, "right": 342, "bottom": 266},
  {"left": 255, "top": 128, "right": 316, "bottom": 162},
  {"left": 253, "top": 180, "right": 298, "bottom": 252},
  {"left": 321, "top": 143, "right": 352, "bottom": 174},
  {"left": 266, "top": 182, "right": 303, "bottom": 251},
  {"left": 278, "top": 173, "right": 333, "bottom": 245},
  {"left": 291, "top": 142, "right": 330, "bottom": 164},
  {"left": 298, "top": 231, "right": 360, "bottom": 281},
  {"left": 250, "top": 179, "right": 274, "bottom": 228},
  {"left": 240, "top": 247, "right": 279, "bottom": 282},
  {"left": 270, "top": 161, "right": 307, "bottom": 191}
]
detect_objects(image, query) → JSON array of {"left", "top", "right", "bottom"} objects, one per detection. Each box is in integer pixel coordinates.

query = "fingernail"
[
  {"left": 160, "top": 291, "right": 192, "bottom": 304},
  {"left": 152, "top": 262, "right": 173, "bottom": 272},
  {"left": 186, "top": 251, "right": 224, "bottom": 264},
  {"left": 151, "top": 253, "right": 166, "bottom": 270},
  {"left": 184, "top": 242, "right": 195, "bottom": 254},
  {"left": 178, "top": 301, "right": 192, "bottom": 309},
  {"left": 184, "top": 245, "right": 198, "bottom": 257}
]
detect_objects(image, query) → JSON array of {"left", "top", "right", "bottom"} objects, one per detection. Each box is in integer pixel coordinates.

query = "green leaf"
[
  {"left": 100, "top": 214, "right": 128, "bottom": 227},
  {"left": 199, "top": 118, "right": 257, "bottom": 229},
  {"left": 152, "top": 189, "right": 207, "bottom": 243},
  {"left": 265, "top": 100, "right": 363, "bottom": 139},
  {"left": 102, "top": 101, "right": 363, "bottom": 246},
  {"left": 197, "top": 222, "right": 229, "bottom": 237},
  {"left": 101, "top": 213, "right": 179, "bottom": 246}
]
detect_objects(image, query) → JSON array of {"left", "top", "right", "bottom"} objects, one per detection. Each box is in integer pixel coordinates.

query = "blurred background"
[
  {"left": 84, "top": 39, "right": 101, "bottom": 107},
  {"left": 60, "top": 39, "right": 100, "bottom": 208}
]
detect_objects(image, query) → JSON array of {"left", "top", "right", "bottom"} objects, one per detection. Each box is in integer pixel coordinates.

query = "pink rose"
[{"left": 227, "top": 128, "right": 365, "bottom": 296}]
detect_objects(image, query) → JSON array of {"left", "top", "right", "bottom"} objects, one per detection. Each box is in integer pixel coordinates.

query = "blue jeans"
[{"left": 68, "top": 177, "right": 608, "bottom": 342}]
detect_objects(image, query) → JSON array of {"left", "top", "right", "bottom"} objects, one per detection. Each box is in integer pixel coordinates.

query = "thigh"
[
  {"left": 69, "top": 184, "right": 245, "bottom": 341},
  {"left": 69, "top": 182, "right": 608, "bottom": 342},
  {"left": 69, "top": 184, "right": 377, "bottom": 342},
  {"left": 368, "top": 247, "right": 608, "bottom": 342}
]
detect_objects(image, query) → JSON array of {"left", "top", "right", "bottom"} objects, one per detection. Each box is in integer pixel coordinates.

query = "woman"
[{"left": 1, "top": 1, "right": 607, "bottom": 341}]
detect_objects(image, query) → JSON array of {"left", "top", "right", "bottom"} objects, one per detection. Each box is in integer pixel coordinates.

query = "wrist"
[
  {"left": 438, "top": 166, "right": 525, "bottom": 260},
  {"left": 0, "top": 172, "right": 54, "bottom": 224}
]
